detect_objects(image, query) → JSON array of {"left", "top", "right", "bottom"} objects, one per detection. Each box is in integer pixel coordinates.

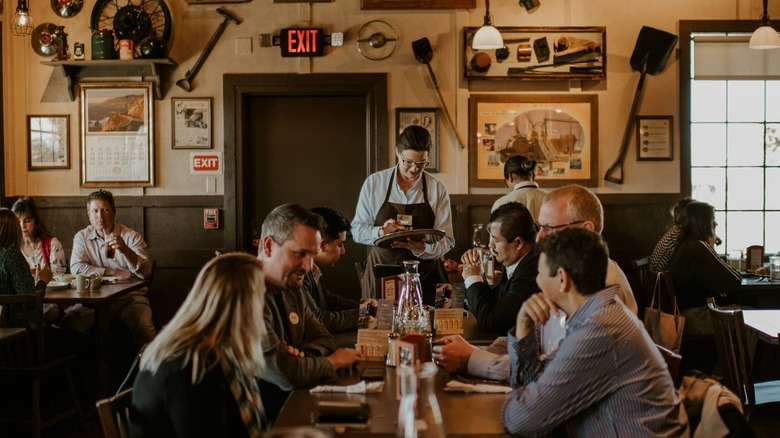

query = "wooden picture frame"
[
  {"left": 464, "top": 26, "right": 606, "bottom": 81},
  {"left": 469, "top": 94, "right": 599, "bottom": 188},
  {"left": 27, "top": 115, "right": 70, "bottom": 170},
  {"left": 746, "top": 245, "right": 764, "bottom": 273},
  {"left": 79, "top": 82, "right": 154, "bottom": 187},
  {"left": 396, "top": 107, "right": 440, "bottom": 173},
  {"left": 172, "top": 97, "right": 212, "bottom": 149},
  {"left": 636, "top": 115, "right": 673, "bottom": 161},
  {"left": 361, "top": 0, "right": 474, "bottom": 9}
]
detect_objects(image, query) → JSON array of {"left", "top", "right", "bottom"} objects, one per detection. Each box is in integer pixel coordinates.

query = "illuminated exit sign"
[
  {"left": 280, "top": 28, "right": 325, "bottom": 57},
  {"left": 190, "top": 152, "right": 222, "bottom": 174}
]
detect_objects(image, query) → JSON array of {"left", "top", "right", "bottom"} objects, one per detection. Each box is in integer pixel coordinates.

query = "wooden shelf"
[{"left": 42, "top": 59, "right": 177, "bottom": 100}]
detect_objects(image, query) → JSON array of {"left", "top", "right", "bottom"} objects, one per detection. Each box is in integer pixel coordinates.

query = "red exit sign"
[
  {"left": 190, "top": 152, "right": 222, "bottom": 174},
  {"left": 280, "top": 28, "right": 325, "bottom": 57}
]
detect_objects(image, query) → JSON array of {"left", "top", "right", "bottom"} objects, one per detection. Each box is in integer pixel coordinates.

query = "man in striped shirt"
[{"left": 502, "top": 228, "right": 688, "bottom": 436}]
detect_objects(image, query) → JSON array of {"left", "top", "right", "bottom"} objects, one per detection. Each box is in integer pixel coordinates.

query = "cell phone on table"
[{"left": 360, "top": 367, "right": 385, "bottom": 381}]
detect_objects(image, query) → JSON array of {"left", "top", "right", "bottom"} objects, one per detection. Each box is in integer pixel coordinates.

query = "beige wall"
[{"left": 2, "top": 0, "right": 762, "bottom": 197}]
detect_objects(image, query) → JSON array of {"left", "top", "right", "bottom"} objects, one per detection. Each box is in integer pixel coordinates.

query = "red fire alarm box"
[{"left": 204, "top": 209, "right": 219, "bottom": 229}]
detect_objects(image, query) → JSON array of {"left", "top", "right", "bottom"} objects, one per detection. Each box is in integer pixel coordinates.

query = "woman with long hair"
[
  {"left": 130, "top": 253, "right": 268, "bottom": 437},
  {"left": 668, "top": 201, "right": 741, "bottom": 373},
  {"left": 0, "top": 208, "right": 51, "bottom": 328}
]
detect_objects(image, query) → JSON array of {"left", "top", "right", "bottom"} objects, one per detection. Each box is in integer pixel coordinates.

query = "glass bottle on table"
[
  {"left": 396, "top": 362, "right": 446, "bottom": 438},
  {"left": 393, "top": 260, "right": 431, "bottom": 336}
]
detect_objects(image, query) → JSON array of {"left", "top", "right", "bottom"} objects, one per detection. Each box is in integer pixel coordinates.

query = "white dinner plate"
[
  {"left": 46, "top": 281, "right": 71, "bottom": 291},
  {"left": 101, "top": 276, "right": 119, "bottom": 284}
]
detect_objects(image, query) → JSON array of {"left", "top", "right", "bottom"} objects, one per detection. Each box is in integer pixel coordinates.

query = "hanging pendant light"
[
  {"left": 750, "top": 0, "right": 780, "bottom": 49},
  {"left": 472, "top": 0, "right": 503, "bottom": 50},
  {"left": 12, "top": 0, "right": 35, "bottom": 36}
]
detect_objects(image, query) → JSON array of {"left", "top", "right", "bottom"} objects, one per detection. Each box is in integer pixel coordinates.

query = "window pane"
[
  {"left": 767, "top": 123, "right": 780, "bottom": 166},
  {"left": 767, "top": 168, "right": 780, "bottom": 210},
  {"left": 727, "top": 81, "right": 765, "bottom": 122},
  {"left": 725, "top": 211, "right": 763, "bottom": 254},
  {"left": 692, "top": 167, "right": 726, "bottom": 209},
  {"left": 692, "top": 81, "right": 726, "bottom": 122},
  {"left": 727, "top": 123, "right": 764, "bottom": 166},
  {"left": 766, "top": 82, "right": 780, "bottom": 122},
  {"left": 691, "top": 123, "right": 726, "bottom": 166},
  {"left": 766, "top": 212, "right": 780, "bottom": 254},
  {"left": 726, "top": 168, "right": 764, "bottom": 210}
]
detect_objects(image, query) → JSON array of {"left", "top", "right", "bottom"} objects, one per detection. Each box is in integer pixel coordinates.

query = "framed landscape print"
[
  {"left": 79, "top": 82, "right": 154, "bottom": 187},
  {"left": 469, "top": 94, "right": 598, "bottom": 188},
  {"left": 27, "top": 115, "right": 70, "bottom": 170},
  {"left": 172, "top": 97, "right": 212, "bottom": 149},
  {"left": 396, "top": 107, "right": 440, "bottom": 173}
]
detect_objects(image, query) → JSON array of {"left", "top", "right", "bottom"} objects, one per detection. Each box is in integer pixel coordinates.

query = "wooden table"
[
  {"left": 742, "top": 309, "right": 780, "bottom": 345},
  {"left": 271, "top": 364, "right": 510, "bottom": 437},
  {"left": 733, "top": 277, "right": 780, "bottom": 308},
  {"left": 44, "top": 279, "right": 147, "bottom": 389}
]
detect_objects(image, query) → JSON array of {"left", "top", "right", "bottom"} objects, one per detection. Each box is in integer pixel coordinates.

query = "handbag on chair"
[{"left": 644, "top": 272, "right": 685, "bottom": 353}]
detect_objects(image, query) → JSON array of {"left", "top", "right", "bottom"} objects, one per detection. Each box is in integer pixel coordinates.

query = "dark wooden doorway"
[{"left": 224, "top": 74, "right": 388, "bottom": 300}]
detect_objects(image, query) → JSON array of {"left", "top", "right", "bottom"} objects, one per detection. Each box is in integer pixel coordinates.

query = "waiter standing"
[{"left": 352, "top": 125, "right": 455, "bottom": 302}]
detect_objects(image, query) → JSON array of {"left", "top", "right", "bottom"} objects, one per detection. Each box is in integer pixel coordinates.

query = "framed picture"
[
  {"left": 636, "top": 115, "right": 673, "bottom": 161},
  {"left": 469, "top": 94, "right": 599, "bottom": 188},
  {"left": 27, "top": 115, "right": 70, "bottom": 170},
  {"left": 79, "top": 82, "right": 154, "bottom": 187},
  {"left": 172, "top": 98, "right": 212, "bottom": 149},
  {"left": 396, "top": 108, "right": 440, "bottom": 173},
  {"left": 463, "top": 27, "right": 606, "bottom": 82},
  {"left": 361, "top": 0, "right": 474, "bottom": 10}
]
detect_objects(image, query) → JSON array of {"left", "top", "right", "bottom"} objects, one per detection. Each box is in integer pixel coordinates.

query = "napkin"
[
  {"left": 310, "top": 380, "right": 384, "bottom": 394},
  {"left": 444, "top": 380, "right": 511, "bottom": 394}
]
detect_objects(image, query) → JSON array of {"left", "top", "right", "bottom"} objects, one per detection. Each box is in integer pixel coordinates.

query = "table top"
[
  {"left": 739, "top": 276, "right": 780, "bottom": 290},
  {"left": 43, "top": 279, "right": 147, "bottom": 305},
  {"left": 742, "top": 309, "right": 780, "bottom": 345},
  {"left": 271, "top": 364, "right": 510, "bottom": 437}
]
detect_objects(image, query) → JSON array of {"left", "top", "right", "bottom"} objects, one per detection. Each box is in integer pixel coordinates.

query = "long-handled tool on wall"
[
  {"left": 604, "top": 26, "right": 677, "bottom": 184},
  {"left": 412, "top": 37, "right": 466, "bottom": 149},
  {"left": 176, "top": 8, "right": 242, "bottom": 92}
]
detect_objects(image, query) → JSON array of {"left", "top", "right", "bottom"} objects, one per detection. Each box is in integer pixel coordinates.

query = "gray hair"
[{"left": 261, "top": 204, "right": 325, "bottom": 244}]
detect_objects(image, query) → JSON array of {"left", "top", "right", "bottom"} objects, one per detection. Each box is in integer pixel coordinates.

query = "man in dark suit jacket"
[
  {"left": 462, "top": 202, "right": 539, "bottom": 333},
  {"left": 304, "top": 207, "right": 359, "bottom": 333}
]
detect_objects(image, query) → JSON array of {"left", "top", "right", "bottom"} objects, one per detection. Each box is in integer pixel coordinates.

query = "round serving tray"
[{"left": 374, "top": 228, "right": 446, "bottom": 249}]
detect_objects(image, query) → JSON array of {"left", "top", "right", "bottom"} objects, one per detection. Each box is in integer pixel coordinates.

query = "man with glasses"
[
  {"left": 352, "top": 125, "right": 455, "bottom": 302},
  {"left": 432, "top": 184, "right": 636, "bottom": 381}
]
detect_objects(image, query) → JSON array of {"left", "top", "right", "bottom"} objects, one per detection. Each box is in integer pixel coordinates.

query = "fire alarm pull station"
[{"left": 204, "top": 209, "right": 220, "bottom": 229}]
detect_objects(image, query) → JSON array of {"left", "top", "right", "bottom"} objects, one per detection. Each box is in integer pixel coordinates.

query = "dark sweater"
[
  {"left": 130, "top": 356, "right": 251, "bottom": 438},
  {"left": 668, "top": 237, "right": 742, "bottom": 311}
]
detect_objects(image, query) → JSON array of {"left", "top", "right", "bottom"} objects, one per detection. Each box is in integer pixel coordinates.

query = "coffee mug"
[
  {"left": 89, "top": 275, "right": 102, "bottom": 290},
  {"left": 74, "top": 275, "right": 92, "bottom": 292}
]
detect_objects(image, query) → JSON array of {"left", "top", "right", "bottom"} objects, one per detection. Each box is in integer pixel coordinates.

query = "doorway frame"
[{"left": 223, "top": 73, "right": 389, "bottom": 251}]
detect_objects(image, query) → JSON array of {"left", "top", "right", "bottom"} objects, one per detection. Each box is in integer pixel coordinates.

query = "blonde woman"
[{"left": 130, "top": 253, "right": 268, "bottom": 437}]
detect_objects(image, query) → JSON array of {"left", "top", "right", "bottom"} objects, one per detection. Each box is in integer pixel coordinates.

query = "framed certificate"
[{"left": 636, "top": 115, "right": 673, "bottom": 161}]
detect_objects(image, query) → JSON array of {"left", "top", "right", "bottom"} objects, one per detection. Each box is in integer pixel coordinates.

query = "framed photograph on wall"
[
  {"left": 636, "top": 115, "right": 673, "bottom": 161},
  {"left": 469, "top": 94, "right": 598, "bottom": 188},
  {"left": 172, "top": 98, "right": 212, "bottom": 149},
  {"left": 79, "top": 82, "right": 154, "bottom": 187},
  {"left": 27, "top": 115, "right": 70, "bottom": 170},
  {"left": 396, "top": 107, "right": 440, "bottom": 173}
]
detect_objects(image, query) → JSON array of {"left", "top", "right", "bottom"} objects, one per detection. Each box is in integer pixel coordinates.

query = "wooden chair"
[
  {"left": 706, "top": 297, "right": 780, "bottom": 417},
  {"left": 96, "top": 388, "right": 133, "bottom": 438},
  {"left": 0, "top": 288, "right": 84, "bottom": 438}
]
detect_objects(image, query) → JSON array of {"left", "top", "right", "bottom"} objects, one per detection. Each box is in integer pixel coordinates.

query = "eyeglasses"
[
  {"left": 536, "top": 220, "right": 586, "bottom": 233},
  {"left": 398, "top": 157, "right": 430, "bottom": 169}
]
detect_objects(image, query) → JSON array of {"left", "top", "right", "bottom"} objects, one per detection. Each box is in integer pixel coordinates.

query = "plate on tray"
[
  {"left": 374, "top": 228, "right": 446, "bottom": 249},
  {"left": 46, "top": 281, "right": 71, "bottom": 291}
]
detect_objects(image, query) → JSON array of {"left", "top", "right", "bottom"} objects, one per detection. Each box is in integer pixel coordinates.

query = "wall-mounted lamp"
[
  {"left": 472, "top": 0, "right": 503, "bottom": 50},
  {"left": 750, "top": 0, "right": 780, "bottom": 49},
  {"left": 12, "top": 0, "right": 35, "bottom": 36},
  {"left": 519, "top": 0, "right": 539, "bottom": 12}
]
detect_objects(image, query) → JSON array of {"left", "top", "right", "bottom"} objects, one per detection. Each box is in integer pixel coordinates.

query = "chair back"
[
  {"left": 706, "top": 297, "right": 755, "bottom": 406},
  {"left": 96, "top": 388, "right": 133, "bottom": 438},
  {"left": 656, "top": 343, "right": 682, "bottom": 387},
  {"left": 0, "top": 289, "right": 45, "bottom": 364}
]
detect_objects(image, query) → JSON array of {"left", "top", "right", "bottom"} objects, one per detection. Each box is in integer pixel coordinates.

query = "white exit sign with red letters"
[{"left": 190, "top": 152, "right": 222, "bottom": 174}]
